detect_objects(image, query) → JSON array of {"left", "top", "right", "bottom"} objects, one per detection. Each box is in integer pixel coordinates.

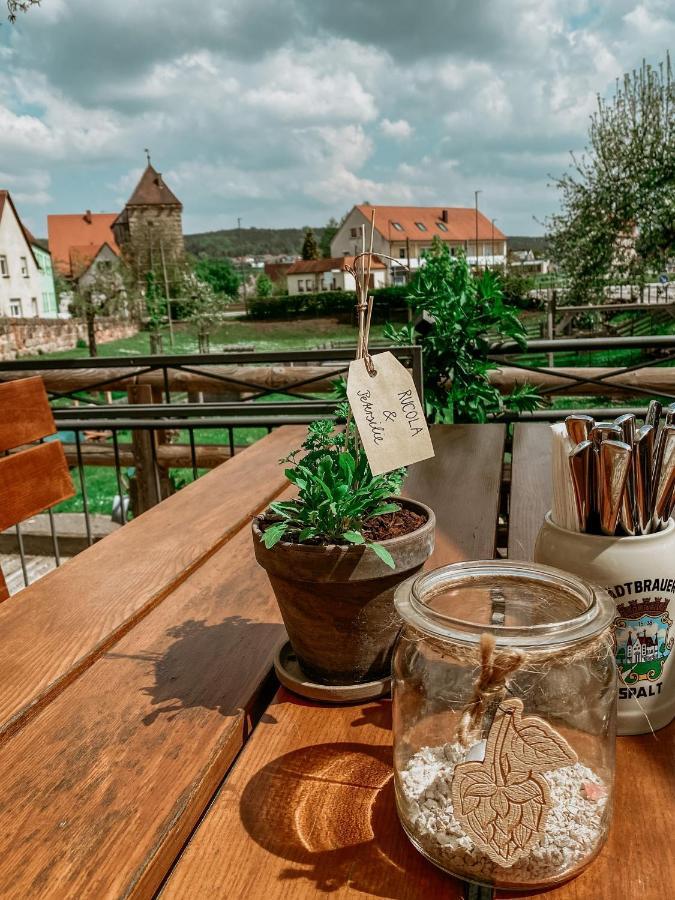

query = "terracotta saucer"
[{"left": 273, "top": 641, "right": 391, "bottom": 704}]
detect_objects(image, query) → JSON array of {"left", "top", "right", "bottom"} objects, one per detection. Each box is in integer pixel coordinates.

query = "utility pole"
[
  {"left": 237, "top": 217, "right": 247, "bottom": 315},
  {"left": 474, "top": 190, "right": 482, "bottom": 271}
]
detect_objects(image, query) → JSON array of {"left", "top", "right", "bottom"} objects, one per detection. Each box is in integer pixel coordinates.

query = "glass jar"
[{"left": 392, "top": 560, "right": 617, "bottom": 891}]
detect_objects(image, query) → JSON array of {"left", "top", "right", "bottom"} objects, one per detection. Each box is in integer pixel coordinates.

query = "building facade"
[
  {"left": 330, "top": 205, "right": 507, "bottom": 284},
  {"left": 112, "top": 164, "right": 184, "bottom": 289},
  {"left": 30, "top": 241, "right": 58, "bottom": 316},
  {"left": 286, "top": 256, "right": 386, "bottom": 295},
  {"left": 0, "top": 191, "right": 53, "bottom": 318}
]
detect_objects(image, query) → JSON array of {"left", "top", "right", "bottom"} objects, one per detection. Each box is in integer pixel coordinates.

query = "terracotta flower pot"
[{"left": 252, "top": 498, "right": 435, "bottom": 685}]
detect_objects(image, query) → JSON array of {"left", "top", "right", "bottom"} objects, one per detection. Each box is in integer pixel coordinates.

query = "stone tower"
[{"left": 112, "top": 160, "right": 184, "bottom": 288}]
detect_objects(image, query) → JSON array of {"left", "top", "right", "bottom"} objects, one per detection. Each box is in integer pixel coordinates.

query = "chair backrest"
[{"left": 0, "top": 376, "right": 75, "bottom": 600}]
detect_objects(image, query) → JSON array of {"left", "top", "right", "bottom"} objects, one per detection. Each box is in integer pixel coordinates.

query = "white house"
[
  {"left": 286, "top": 255, "right": 386, "bottom": 295},
  {"left": 330, "top": 205, "right": 507, "bottom": 284},
  {"left": 0, "top": 190, "right": 53, "bottom": 318}
]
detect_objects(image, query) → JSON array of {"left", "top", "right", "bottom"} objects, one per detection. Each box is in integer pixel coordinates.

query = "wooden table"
[{"left": 0, "top": 424, "right": 671, "bottom": 899}]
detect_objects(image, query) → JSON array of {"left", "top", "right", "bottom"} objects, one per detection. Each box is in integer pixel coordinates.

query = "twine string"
[{"left": 456, "top": 633, "right": 526, "bottom": 747}]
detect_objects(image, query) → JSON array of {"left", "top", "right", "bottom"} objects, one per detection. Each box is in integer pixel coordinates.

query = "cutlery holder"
[{"left": 535, "top": 513, "right": 675, "bottom": 735}]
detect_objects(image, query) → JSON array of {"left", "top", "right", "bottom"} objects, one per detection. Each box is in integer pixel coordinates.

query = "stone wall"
[{"left": 0, "top": 316, "right": 139, "bottom": 360}]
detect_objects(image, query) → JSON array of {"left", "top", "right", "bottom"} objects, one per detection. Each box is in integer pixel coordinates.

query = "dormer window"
[
  {"left": 415, "top": 222, "right": 427, "bottom": 231},
  {"left": 391, "top": 222, "right": 403, "bottom": 231},
  {"left": 437, "top": 221, "right": 448, "bottom": 232}
]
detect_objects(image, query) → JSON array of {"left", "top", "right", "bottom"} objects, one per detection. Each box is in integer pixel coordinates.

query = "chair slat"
[
  {"left": 0, "top": 376, "right": 57, "bottom": 452},
  {"left": 0, "top": 442, "right": 74, "bottom": 532}
]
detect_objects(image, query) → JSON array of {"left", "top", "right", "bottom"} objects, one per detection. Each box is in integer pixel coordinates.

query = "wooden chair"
[{"left": 0, "top": 376, "right": 75, "bottom": 601}]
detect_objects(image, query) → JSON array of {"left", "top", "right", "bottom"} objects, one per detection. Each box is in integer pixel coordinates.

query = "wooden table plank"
[
  {"left": 508, "top": 422, "right": 552, "bottom": 561},
  {"left": 163, "top": 691, "right": 674, "bottom": 900},
  {"left": 0, "top": 521, "right": 287, "bottom": 899},
  {"left": 0, "top": 425, "right": 304, "bottom": 742},
  {"left": 161, "top": 691, "right": 463, "bottom": 900},
  {"left": 404, "top": 424, "right": 506, "bottom": 565}
]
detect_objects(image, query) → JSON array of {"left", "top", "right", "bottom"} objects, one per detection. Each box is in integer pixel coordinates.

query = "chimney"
[
  {"left": 84, "top": 210, "right": 92, "bottom": 224},
  {"left": 441, "top": 209, "right": 449, "bottom": 223}
]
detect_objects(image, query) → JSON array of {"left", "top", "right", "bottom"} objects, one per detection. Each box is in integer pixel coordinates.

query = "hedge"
[{"left": 247, "top": 285, "right": 410, "bottom": 321}]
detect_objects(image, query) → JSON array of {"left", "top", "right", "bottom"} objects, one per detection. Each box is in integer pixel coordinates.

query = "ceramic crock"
[{"left": 535, "top": 512, "right": 675, "bottom": 735}]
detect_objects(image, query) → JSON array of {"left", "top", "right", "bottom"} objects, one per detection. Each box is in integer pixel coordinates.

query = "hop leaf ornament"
[{"left": 451, "top": 699, "right": 577, "bottom": 867}]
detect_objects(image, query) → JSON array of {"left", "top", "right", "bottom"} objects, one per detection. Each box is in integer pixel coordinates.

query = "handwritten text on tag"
[{"left": 347, "top": 351, "right": 434, "bottom": 476}]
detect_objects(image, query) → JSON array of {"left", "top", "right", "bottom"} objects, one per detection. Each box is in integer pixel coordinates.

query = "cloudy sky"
[{"left": 1, "top": 1, "right": 673, "bottom": 237}]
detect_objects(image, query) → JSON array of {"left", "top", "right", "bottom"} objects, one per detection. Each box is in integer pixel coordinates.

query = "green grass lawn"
[{"left": 37, "top": 317, "right": 387, "bottom": 360}]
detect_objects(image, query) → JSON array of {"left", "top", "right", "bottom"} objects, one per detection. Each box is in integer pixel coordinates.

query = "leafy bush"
[
  {"left": 385, "top": 239, "right": 540, "bottom": 423},
  {"left": 248, "top": 285, "right": 409, "bottom": 321},
  {"left": 496, "top": 268, "right": 541, "bottom": 310},
  {"left": 193, "top": 257, "right": 240, "bottom": 298},
  {"left": 260, "top": 405, "right": 405, "bottom": 568}
]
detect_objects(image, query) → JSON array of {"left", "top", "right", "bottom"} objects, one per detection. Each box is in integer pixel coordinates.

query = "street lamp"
[{"left": 474, "top": 190, "right": 482, "bottom": 269}]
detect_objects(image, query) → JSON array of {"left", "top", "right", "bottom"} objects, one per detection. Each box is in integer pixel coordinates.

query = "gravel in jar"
[{"left": 398, "top": 742, "right": 608, "bottom": 885}]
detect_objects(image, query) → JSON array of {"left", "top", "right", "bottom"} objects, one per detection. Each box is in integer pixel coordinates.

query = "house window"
[
  {"left": 31, "top": 297, "right": 38, "bottom": 316},
  {"left": 298, "top": 281, "right": 304, "bottom": 292},
  {"left": 391, "top": 222, "right": 403, "bottom": 231},
  {"left": 0, "top": 255, "right": 8, "bottom": 276},
  {"left": 9, "top": 299, "right": 21, "bottom": 317},
  {"left": 399, "top": 248, "right": 406, "bottom": 258},
  {"left": 415, "top": 222, "right": 427, "bottom": 232},
  {"left": 350, "top": 227, "right": 358, "bottom": 238},
  {"left": 20, "top": 256, "right": 29, "bottom": 277},
  {"left": 437, "top": 221, "right": 448, "bottom": 232},
  {"left": 305, "top": 279, "right": 312, "bottom": 290}
]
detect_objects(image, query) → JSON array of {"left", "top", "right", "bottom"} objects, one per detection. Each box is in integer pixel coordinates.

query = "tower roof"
[{"left": 125, "top": 165, "right": 182, "bottom": 209}]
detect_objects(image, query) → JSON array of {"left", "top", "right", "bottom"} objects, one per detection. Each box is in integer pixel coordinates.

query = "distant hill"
[
  {"left": 185, "top": 227, "right": 549, "bottom": 260},
  {"left": 507, "top": 235, "right": 549, "bottom": 255},
  {"left": 185, "top": 226, "right": 325, "bottom": 259}
]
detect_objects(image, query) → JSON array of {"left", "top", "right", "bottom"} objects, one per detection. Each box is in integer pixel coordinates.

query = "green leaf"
[
  {"left": 342, "top": 530, "right": 365, "bottom": 544},
  {"left": 368, "top": 503, "right": 399, "bottom": 518},
  {"left": 261, "top": 522, "right": 288, "bottom": 549},
  {"left": 369, "top": 542, "right": 396, "bottom": 569}
]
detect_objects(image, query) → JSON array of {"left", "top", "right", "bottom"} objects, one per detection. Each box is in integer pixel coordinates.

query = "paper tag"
[{"left": 346, "top": 351, "right": 434, "bottom": 476}]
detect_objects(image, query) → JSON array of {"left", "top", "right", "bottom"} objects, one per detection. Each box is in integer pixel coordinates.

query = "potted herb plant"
[{"left": 252, "top": 403, "right": 435, "bottom": 685}]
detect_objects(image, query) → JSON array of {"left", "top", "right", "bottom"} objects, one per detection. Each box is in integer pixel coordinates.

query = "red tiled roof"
[
  {"left": 356, "top": 205, "right": 506, "bottom": 242},
  {"left": 47, "top": 212, "right": 120, "bottom": 276},
  {"left": 287, "top": 255, "right": 385, "bottom": 275},
  {"left": 68, "top": 243, "right": 117, "bottom": 277},
  {"left": 0, "top": 190, "right": 40, "bottom": 267},
  {"left": 125, "top": 165, "right": 181, "bottom": 208}
]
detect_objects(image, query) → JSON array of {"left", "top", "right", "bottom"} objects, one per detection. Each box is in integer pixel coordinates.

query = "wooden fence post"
[
  {"left": 546, "top": 291, "right": 556, "bottom": 368},
  {"left": 127, "top": 384, "right": 162, "bottom": 515}
]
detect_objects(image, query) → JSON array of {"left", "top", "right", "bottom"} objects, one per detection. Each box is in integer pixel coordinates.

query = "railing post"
[{"left": 127, "top": 384, "right": 162, "bottom": 515}]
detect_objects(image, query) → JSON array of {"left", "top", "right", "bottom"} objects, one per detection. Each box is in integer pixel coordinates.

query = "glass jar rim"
[{"left": 395, "top": 559, "right": 615, "bottom": 648}]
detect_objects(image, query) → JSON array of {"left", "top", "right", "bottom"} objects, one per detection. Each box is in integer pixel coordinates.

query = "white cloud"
[
  {"left": 0, "top": 1, "right": 670, "bottom": 232},
  {"left": 380, "top": 118, "right": 412, "bottom": 139}
]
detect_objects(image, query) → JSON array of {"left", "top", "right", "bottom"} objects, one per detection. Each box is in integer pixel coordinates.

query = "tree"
[
  {"left": 548, "top": 55, "right": 675, "bottom": 302},
  {"left": 255, "top": 273, "right": 273, "bottom": 298},
  {"left": 70, "top": 260, "right": 131, "bottom": 357},
  {"left": 6, "top": 0, "right": 39, "bottom": 22},
  {"left": 182, "top": 271, "right": 230, "bottom": 352},
  {"left": 385, "top": 238, "right": 539, "bottom": 423},
  {"left": 301, "top": 228, "right": 319, "bottom": 260},
  {"left": 193, "top": 257, "right": 240, "bottom": 298},
  {"left": 319, "top": 217, "right": 340, "bottom": 258}
]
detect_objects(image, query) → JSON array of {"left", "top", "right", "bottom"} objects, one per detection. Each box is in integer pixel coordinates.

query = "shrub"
[{"left": 247, "top": 285, "right": 409, "bottom": 322}]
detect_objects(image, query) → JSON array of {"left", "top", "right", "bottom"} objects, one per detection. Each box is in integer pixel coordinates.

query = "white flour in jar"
[{"left": 398, "top": 742, "right": 608, "bottom": 885}]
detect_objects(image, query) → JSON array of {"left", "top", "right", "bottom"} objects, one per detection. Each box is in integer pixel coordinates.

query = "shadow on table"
[
  {"left": 109, "top": 615, "right": 284, "bottom": 725},
  {"left": 239, "top": 740, "right": 459, "bottom": 898}
]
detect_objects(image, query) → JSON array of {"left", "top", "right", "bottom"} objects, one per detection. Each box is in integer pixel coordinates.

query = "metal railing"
[{"left": 488, "top": 334, "right": 675, "bottom": 420}]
